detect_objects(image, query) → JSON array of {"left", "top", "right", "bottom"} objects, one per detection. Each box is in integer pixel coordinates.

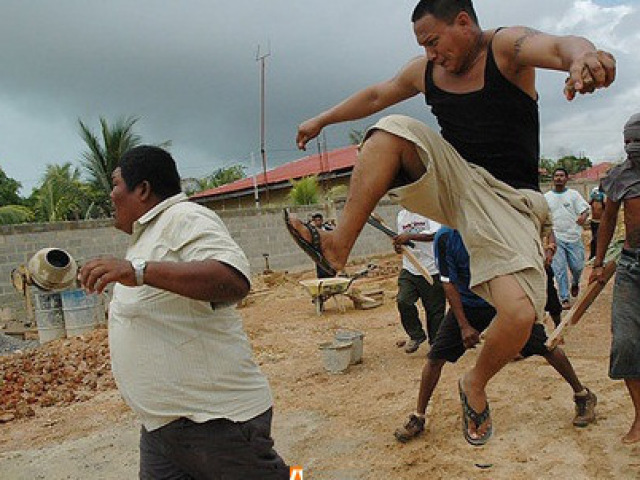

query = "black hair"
[
  {"left": 411, "top": 0, "right": 478, "bottom": 25},
  {"left": 119, "top": 145, "right": 182, "bottom": 200},
  {"left": 311, "top": 213, "right": 324, "bottom": 220},
  {"left": 553, "top": 167, "right": 569, "bottom": 177}
]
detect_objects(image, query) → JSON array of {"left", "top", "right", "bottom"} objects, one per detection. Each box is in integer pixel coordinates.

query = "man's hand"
[
  {"left": 460, "top": 325, "right": 481, "bottom": 349},
  {"left": 296, "top": 117, "right": 324, "bottom": 150},
  {"left": 564, "top": 50, "right": 616, "bottom": 101},
  {"left": 588, "top": 265, "right": 607, "bottom": 285},
  {"left": 79, "top": 257, "right": 136, "bottom": 294},
  {"left": 392, "top": 233, "right": 412, "bottom": 253},
  {"left": 544, "top": 248, "right": 554, "bottom": 267}
]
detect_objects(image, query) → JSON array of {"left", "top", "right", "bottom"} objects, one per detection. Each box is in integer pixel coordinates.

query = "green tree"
[
  {"left": 0, "top": 205, "right": 34, "bottom": 225},
  {"left": 78, "top": 116, "right": 171, "bottom": 216},
  {"left": 538, "top": 157, "right": 557, "bottom": 182},
  {"left": 555, "top": 155, "right": 592, "bottom": 175},
  {"left": 187, "top": 165, "right": 247, "bottom": 195},
  {"left": 31, "top": 163, "right": 94, "bottom": 222},
  {"left": 288, "top": 176, "right": 320, "bottom": 205},
  {"left": 0, "top": 167, "right": 23, "bottom": 206}
]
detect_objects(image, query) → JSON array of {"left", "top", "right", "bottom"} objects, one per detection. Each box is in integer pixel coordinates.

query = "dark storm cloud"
[{"left": 0, "top": 0, "right": 637, "bottom": 194}]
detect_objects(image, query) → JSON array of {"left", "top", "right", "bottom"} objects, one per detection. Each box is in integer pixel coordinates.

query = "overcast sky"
[{"left": 1, "top": 0, "right": 638, "bottom": 196}]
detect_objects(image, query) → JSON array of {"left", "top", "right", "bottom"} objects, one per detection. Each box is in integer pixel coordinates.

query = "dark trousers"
[
  {"left": 545, "top": 264, "right": 563, "bottom": 323},
  {"left": 590, "top": 221, "right": 600, "bottom": 260},
  {"left": 139, "top": 408, "right": 289, "bottom": 480},
  {"left": 396, "top": 269, "right": 446, "bottom": 345}
]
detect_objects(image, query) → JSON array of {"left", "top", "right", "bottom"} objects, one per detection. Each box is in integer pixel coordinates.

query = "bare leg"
[
  {"left": 417, "top": 358, "right": 447, "bottom": 415},
  {"left": 622, "top": 379, "right": 640, "bottom": 444},
  {"left": 460, "top": 275, "right": 535, "bottom": 440},
  {"left": 288, "top": 131, "right": 426, "bottom": 270},
  {"left": 542, "top": 347, "right": 584, "bottom": 393}
]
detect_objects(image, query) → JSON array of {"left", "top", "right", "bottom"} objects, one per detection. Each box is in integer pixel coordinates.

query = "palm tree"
[
  {"left": 79, "top": 116, "right": 141, "bottom": 197},
  {"left": 78, "top": 116, "right": 170, "bottom": 215},
  {"left": 32, "top": 163, "right": 93, "bottom": 222}
]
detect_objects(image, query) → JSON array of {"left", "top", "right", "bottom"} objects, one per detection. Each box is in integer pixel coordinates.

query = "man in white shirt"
[
  {"left": 394, "top": 209, "right": 445, "bottom": 353},
  {"left": 79, "top": 146, "right": 288, "bottom": 479},
  {"left": 544, "top": 167, "right": 590, "bottom": 309}
]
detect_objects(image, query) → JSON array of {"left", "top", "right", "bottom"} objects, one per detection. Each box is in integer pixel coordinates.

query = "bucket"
[
  {"left": 61, "top": 289, "right": 100, "bottom": 337},
  {"left": 335, "top": 330, "right": 365, "bottom": 364},
  {"left": 33, "top": 290, "right": 65, "bottom": 344},
  {"left": 318, "top": 341, "right": 353, "bottom": 374}
]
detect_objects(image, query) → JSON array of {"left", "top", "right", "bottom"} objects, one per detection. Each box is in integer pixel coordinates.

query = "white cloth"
[
  {"left": 396, "top": 209, "right": 440, "bottom": 275},
  {"left": 109, "top": 193, "right": 272, "bottom": 432},
  {"left": 544, "top": 189, "right": 590, "bottom": 243}
]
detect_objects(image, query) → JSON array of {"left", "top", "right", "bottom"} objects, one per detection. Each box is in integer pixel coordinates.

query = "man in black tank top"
[{"left": 287, "top": 0, "right": 615, "bottom": 446}]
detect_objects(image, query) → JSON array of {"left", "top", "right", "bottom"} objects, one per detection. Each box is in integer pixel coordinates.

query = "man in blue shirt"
[{"left": 394, "top": 226, "right": 596, "bottom": 445}]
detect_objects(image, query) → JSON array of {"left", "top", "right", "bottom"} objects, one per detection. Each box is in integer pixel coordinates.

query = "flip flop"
[
  {"left": 458, "top": 379, "right": 493, "bottom": 446},
  {"left": 283, "top": 209, "right": 337, "bottom": 277}
]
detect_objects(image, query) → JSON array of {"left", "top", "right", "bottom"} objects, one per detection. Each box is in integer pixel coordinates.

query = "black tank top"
[{"left": 425, "top": 33, "right": 540, "bottom": 191}]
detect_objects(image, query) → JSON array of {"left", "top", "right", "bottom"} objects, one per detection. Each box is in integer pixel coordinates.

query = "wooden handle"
[
  {"left": 371, "top": 212, "right": 433, "bottom": 285},
  {"left": 545, "top": 260, "right": 617, "bottom": 349}
]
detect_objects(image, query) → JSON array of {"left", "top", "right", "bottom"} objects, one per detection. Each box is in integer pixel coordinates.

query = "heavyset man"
[
  {"left": 80, "top": 146, "right": 288, "bottom": 479},
  {"left": 285, "top": 0, "right": 615, "bottom": 444}
]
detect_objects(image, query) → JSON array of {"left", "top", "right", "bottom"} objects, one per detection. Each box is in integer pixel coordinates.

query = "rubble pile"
[{"left": 0, "top": 329, "right": 115, "bottom": 423}]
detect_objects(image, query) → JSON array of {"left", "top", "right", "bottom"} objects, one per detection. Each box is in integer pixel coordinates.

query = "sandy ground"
[{"left": 1, "top": 255, "right": 639, "bottom": 480}]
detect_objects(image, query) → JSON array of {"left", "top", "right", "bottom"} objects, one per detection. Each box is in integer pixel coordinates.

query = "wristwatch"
[{"left": 131, "top": 258, "right": 147, "bottom": 286}]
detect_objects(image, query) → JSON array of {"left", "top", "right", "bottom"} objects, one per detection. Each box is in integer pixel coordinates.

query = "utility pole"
[
  {"left": 250, "top": 152, "right": 260, "bottom": 209},
  {"left": 256, "top": 45, "right": 271, "bottom": 204}
]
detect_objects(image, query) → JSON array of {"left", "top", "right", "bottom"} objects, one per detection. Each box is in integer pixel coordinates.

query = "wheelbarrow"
[{"left": 299, "top": 265, "right": 377, "bottom": 315}]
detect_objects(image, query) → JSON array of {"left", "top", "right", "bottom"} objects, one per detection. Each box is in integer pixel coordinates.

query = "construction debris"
[{"left": 0, "top": 329, "right": 114, "bottom": 423}]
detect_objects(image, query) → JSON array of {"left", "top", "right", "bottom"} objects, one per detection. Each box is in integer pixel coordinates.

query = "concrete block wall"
[
  {"left": 1, "top": 201, "right": 401, "bottom": 322},
  {"left": 1, "top": 179, "right": 598, "bottom": 323},
  {"left": 0, "top": 220, "right": 130, "bottom": 322}
]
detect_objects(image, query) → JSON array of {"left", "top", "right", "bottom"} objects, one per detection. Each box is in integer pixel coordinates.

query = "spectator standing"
[
  {"left": 394, "top": 209, "right": 445, "bottom": 353},
  {"left": 545, "top": 167, "right": 590, "bottom": 309}
]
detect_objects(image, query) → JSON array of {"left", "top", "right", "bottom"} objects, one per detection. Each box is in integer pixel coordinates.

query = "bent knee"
[
  {"left": 361, "top": 127, "right": 413, "bottom": 152},
  {"left": 498, "top": 299, "right": 536, "bottom": 326}
]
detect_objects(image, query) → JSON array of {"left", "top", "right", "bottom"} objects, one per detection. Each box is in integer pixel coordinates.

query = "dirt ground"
[{"left": 1, "top": 254, "right": 639, "bottom": 480}]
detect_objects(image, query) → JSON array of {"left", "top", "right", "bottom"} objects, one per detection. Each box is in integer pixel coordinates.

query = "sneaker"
[
  {"left": 404, "top": 338, "right": 425, "bottom": 354},
  {"left": 562, "top": 300, "right": 571, "bottom": 310},
  {"left": 394, "top": 414, "right": 425, "bottom": 443},
  {"left": 573, "top": 389, "right": 597, "bottom": 427},
  {"left": 571, "top": 284, "right": 580, "bottom": 297}
]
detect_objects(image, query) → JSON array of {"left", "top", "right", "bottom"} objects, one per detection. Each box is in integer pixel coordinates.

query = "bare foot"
[
  {"left": 286, "top": 214, "right": 346, "bottom": 271},
  {"left": 460, "top": 374, "right": 492, "bottom": 442},
  {"left": 622, "top": 424, "right": 640, "bottom": 444}
]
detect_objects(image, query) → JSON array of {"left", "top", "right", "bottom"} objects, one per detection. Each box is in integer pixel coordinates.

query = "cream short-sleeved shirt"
[{"left": 109, "top": 193, "right": 272, "bottom": 431}]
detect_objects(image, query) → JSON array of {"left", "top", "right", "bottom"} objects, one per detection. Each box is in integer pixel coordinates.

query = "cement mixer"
[{"left": 10, "top": 248, "right": 101, "bottom": 344}]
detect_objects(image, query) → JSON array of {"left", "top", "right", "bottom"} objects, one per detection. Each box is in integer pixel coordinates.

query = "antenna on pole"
[{"left": 256, "top": 44, "right": 271, "bottom": 204}]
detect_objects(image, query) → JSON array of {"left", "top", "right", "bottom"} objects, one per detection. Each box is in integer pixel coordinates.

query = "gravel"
[{"left": 0, "top": 332, "right": 39, "bottom": 356}]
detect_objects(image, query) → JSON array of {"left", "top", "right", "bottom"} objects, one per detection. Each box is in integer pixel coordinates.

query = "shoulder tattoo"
[{"left": 514, "top": 27, "right": 542, "bottom": 58}]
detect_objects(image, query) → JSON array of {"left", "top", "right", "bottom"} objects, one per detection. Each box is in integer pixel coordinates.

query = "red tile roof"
[
  {"left": 570, "top": 162, "right": 613, "bottom": 180},
  {"left": 191, "top": 145, "right": 358, "bottom": 200}
]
